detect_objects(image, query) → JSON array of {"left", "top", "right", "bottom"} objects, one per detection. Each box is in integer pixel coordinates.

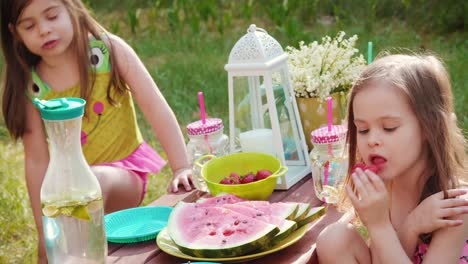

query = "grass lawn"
[{"left": 0, "top": 2, "right": 466, "bottom": 262}]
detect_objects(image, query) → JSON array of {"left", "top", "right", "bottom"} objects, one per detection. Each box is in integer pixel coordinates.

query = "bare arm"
[
  {"left": 370, "top": 191, "right": 468, "bottom": 264},
  {"left": 22, "top": 99, "right": 49, "bottom": 262},
  {"left": 397, "top": 188, "right": 468, "bottom": 262},
  {"left": 349, "top": 170, "right": 468, "bottom": 263},
  {"left": 389, "top": 207, "right": 467, "bottom": 264},
  {"left": 397, "top": 217, "right": 421, "bottom": 257},
  {"left": 423, "top": 194, "right": 468, "bottom": 263},
  {"left": 107, "top": 34, "right": 192, "bottom": 192},
  {"left": 367, "top": 222, "right": 412, "bottom": 264}
]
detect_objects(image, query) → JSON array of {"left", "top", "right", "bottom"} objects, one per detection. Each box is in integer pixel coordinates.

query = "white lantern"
[{"left": 225, "top": 24, "right": 310, "bottom": 189}]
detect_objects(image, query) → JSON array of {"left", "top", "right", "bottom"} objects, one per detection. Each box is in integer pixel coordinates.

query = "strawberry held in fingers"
[
  {"left": 352, "top": 162, "right": 379, "bottom": 174},
  {"left": 365, "top": 164, "right": 379, "bottom": 174},
  {"left": 351, "top": 162, "right": 366, "bottom": 172}
]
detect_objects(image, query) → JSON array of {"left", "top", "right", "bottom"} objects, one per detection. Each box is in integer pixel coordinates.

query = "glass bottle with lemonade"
[{"left": 34, "top": 98, "right": 106, "bottom": 263}]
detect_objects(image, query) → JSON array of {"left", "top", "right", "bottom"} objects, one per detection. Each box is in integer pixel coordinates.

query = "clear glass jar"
[
  {"left": 186, "top": 118, "right": 229, "bottom": 191},
  {"left": 309, "top": 125, "right": 348, "bottom": 204}
]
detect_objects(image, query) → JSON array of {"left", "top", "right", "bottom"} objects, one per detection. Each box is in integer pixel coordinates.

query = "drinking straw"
[
  {"left": 327, "top": 96, "right": 333, "bottom": 132},
  {"left": 324, "top": 96, "right": 333, "bottom": 186},
  {"left": 323, "top": 161, "right": 330, "bottom": 193},
  {"left": 198, "top": 91, "right": 206, "bottom": 124},
  {"left": 367, "top": 41, "right": 373, "bottom": 64},
  {"left": 198, "top": 91, "right": 213, "bottom": 154}
]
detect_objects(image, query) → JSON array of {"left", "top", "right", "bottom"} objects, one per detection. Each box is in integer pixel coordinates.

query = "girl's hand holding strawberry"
[
  {"left": 346, "top": 167, "right": 391, "bottom": 230},
  {"left": 404, "top": 189, "right": 468, "bottom": 236}
]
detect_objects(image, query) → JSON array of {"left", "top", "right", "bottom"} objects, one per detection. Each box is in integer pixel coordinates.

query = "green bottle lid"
[{"left": 33, "top": 97, "right": 86, "bottom": 121}]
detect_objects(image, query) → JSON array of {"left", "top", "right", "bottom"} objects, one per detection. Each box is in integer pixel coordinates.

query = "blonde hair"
[
  {"left": 1, "top": 0, "right": 127, "bottom": 140},
  {"left": 339, "top": 53, "right": 466, "bottom": 209}
]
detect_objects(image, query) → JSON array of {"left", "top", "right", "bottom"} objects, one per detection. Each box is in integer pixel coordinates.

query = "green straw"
[{"left": 367, "top": 41, "right": 373, "bottom": 64}]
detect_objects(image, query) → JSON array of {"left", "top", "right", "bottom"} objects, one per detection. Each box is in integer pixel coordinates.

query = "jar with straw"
[
  {"left": 186, "top": 92, "right": 229, "bottom": 192},
  {"left": 309, "top": 97, "right": 348, "bottom": 204}
]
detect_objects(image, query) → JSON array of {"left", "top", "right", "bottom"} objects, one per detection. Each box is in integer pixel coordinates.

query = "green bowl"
[{"left": 195, "top": 152, "right": 288, "bottom": 200}]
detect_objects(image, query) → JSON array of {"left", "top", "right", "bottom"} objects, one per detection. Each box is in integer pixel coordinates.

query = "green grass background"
[{"left": 1, "top": 0, "right": 466, "bottom": 262}]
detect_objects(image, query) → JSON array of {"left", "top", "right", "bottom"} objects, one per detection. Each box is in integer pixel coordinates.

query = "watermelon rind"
[
  {"left": 258, "top": 219, "right": 297, "bottom": 251},
  {"left": 176, "top": 226, "right": 278, "bottom": 258},
  {"left": 296, "top": 206, "right": 326, "bottom": 228},
  {"left": 293, "top": 203, "right": 311, "bottom": 221},
  {"left": 167, "top": 202, "right": 280, "bottom": 258},
  {"left": 271, "top": 219, "right": 297, "bottom": 243},
  {"left": 283, "top": 203, "right": 299, "bottom": 221}
]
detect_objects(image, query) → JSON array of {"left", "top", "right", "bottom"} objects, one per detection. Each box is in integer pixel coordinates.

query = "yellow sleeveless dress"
[{"left": 28, "top": 39, "right": 166, "bottom": 195}]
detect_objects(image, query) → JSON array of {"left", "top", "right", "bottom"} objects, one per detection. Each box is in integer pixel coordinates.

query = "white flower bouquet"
[{"left": 286, "top": 31, "right": 366, "bottom": 100}]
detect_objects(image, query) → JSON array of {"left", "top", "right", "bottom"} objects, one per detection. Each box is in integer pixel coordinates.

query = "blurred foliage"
[{"left": 84, "top": 0, "right": 466, "bottom": 36}]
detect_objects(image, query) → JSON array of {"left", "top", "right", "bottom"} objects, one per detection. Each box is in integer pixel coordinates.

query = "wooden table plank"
[
  {"left": 107, "top": 240, "right": 160, "bottom": 264},
  {"left": 278, "top": 176, "right": 321, "bottom": 205},
  {"left": 148, "top": 189, "right": 207, "bottom": 207},
  {"left": 269, "top": 176, "right": 310, "bottom": 203},
  {"left": 108, "top": 243, "right": 125, "bottom": 254}
]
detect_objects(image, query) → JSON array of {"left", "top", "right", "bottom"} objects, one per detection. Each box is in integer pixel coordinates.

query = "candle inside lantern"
[{"left": 239, "top": 129, "right": 275, "bottom": 156}]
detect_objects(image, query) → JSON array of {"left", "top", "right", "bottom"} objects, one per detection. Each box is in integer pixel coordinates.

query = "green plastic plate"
[{"left": 105, "top": 206, "right": 172, "bottom": 243}]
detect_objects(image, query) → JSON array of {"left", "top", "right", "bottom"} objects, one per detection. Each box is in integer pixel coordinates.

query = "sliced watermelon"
[
  {"left": 195, "top": 193, "right": 246, "bottom": 207},
  {"left": 167, "top": 201, "right": 279, "bottom": 258},
  {"left": 222, "top": 204, "right": 297, "bottom": 246},
  {"left": 296, "top": 206, "right": 326, "bottom": 228},
  {"left": 292, "top": 202, "right": 312, "bottom": 221},
  {"left": 236, "top": 201, "right": 299, "bottom": 220}
]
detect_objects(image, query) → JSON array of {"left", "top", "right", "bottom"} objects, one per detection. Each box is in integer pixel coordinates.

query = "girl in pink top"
[{"left": 317, "top": 54, "right": 468, "bottom": 263}]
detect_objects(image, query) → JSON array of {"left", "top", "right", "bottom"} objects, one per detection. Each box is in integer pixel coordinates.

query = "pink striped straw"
[
  {"left": 325, "top": 96, "right": 333, "bottom": 187},
  {"left": 327, "top": 96, "right": 333, "bottom": 132},
  {"left": 198, "top": 91, "right": 206, "bottom": 124},
  {"left": 197, "top": 91, "right": 212, "bottom": 154}
]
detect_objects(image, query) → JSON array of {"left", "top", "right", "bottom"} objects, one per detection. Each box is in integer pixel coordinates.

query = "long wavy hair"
[
  {"left": 339, "top": 53, "right": 466, "bottom": 210},
  {"left": 0, "top": 0, "right": 127, "bottom": 140}
]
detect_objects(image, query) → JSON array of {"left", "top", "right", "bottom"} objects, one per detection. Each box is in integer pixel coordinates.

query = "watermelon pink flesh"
[
  {"left": 167, "top": 202, "right": 279, "bottom": 257},
  {"left": 222, "top": 204, "right": 283, "bottom": 225},
  {"left": 195, "top": 194, "right": 246, "bottom": 207},
  {"left": 222, "top": 204, "right": 297, "bottom": 243},
  {"left": 236, "top": 201, "right": 298, "bottom": 220}
]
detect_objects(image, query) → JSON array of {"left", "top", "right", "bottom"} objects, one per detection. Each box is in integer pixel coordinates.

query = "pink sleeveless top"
[{"left": 413, "top": 240, "right": 468, "bottom": 263}]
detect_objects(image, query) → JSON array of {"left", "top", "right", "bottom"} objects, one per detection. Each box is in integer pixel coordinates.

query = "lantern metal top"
[{"left": 227, "top": 24, "right": 284, "bottom": 65}]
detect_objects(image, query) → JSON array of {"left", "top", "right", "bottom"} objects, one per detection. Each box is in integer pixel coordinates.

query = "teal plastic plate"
[{"left": 105, "top": 206, "right": 172, "bottom": 243}]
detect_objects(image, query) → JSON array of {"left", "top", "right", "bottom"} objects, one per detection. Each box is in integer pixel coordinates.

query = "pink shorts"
[{"left": 98, "top": 141, "right": 167, "bottom": 201}]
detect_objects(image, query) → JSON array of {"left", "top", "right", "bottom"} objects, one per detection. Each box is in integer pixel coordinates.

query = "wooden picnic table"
[{"left": 106, "top": 175, "right": 343, "bottom": 264}]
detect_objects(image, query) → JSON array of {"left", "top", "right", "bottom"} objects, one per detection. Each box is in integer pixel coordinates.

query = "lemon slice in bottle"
[
  {"left": 43, "top": 199, "right": 95, "bottom": 221},
  {"left": 60, "top": 206, "right": 75, "bottom": 217},
  {"left": 70, "top": 205, "right": 91, "bottom": 221},
  {"left": 42, "top": 205, "right": 60, "bottom": 218}
]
